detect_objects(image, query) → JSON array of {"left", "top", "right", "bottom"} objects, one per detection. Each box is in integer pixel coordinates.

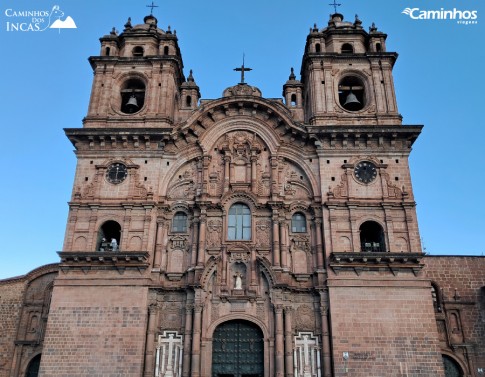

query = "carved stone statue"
[{"left": 234, "top": 273, "right": 243, "bottom": 290}]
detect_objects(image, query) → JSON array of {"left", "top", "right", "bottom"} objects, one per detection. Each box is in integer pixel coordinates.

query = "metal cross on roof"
[
  {"left": 233, "top": 54, "right": 252, "bottom": 84},
  {"left": 329, "top": 0, "right": 342, "bottom": 14},
  {"left": 146, "top": 1, "right": 159, "bottom": 15}
]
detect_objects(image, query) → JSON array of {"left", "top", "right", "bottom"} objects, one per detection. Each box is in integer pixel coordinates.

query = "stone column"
[
  {"left": 191, "top": 304, "right": 203, "bottom": 377},
  {"left": 223, "top": 155, "right": 231, "bottom": 193},
  {"left": 251, "top": 154, "right": 258, "bottom": 194},
  {"left": 284, "top": 306, "right": 294, "bottom": 377},
  {"left": 160, "top": 222, "right": 170, "bottom": 273},
  {"left": 197, "top": 209, "right": 207, "bottom": 266},
  {"left": 122, "top": 206, "right": 132, "bottom": 249},
  {"left": 153, "top": 219, "right": 165, "bottom": 269},
  {"left": 314, "top": 218, "right": 324, "bottom": 269},
  {"left": 190, "top": 217, "right": 200, "bottom": 268},
  {"left": 270, "top": 156, "right": 279, "bottom": 199},
  {"left": 221, "top": 246, "right": 228, "bottom": 287},
  {"left": 280, "top": 220, "right": 289, "bottom": 269},
  {"left": 320, "top": 292, "right": 332, "bottom": 377},
  {"left": 182, "top": 305, "right": 193, "bottom": 377},
  {"left": 250, "top": 247, "right": 257, "bottom": 287},
  {"left": 87, "top": 208, "right": 98, "bottom": 251},
  {"left": 349, "top": 207, "right": 360, "bottom": 252},
  {"left": 275, "top": 305, "right": 285, "bottom": 377},
  {"left": 272, "top": 215, "right": 281, "bottom": 267},
  {"left": 144, "top": 304, "right": 158, "bottom": 377}
]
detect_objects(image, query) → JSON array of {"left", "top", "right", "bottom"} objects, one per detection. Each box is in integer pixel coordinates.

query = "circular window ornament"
[
  {"left": 354, "top": 161, "right": 377, "bottom": 184},
  {"left": 106, "top": 163, "right": 128, "bottom": 184}
]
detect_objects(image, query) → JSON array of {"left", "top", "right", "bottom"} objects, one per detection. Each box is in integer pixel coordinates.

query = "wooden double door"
[{"left": 212, "top": 320, "right": 264, "bottom": 377}]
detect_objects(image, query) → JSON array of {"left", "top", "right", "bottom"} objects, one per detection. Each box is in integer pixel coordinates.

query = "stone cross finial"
[
  {"left": 329, "top": 0, "right": 341, "bottom": 14},
  {"left": 233, "top": 54, "right": 252, "bottom": 84},
  {"left": 146, "top": 1, "right": 158, "bottom": 15}
]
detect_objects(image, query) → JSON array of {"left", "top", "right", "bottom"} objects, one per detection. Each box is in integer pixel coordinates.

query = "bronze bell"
[
  {"left": 343, "top": 91, "right": 361, "bottom": 111},
  {"left": 125, "top": 95, "right": 139, "bottom": 113}
]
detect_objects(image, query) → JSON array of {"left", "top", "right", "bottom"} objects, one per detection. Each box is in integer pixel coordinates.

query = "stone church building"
[{"left": 1, "top": 10, "right": 484, "bottom": 377}]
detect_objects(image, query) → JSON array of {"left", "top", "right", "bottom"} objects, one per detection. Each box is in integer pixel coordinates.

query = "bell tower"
[
  {"left": 85, "top": 14, "right": 191, "bottom": 128},
  {"left": 297, "top": 13, "right": 422, "bottom": 255},
  {"left": 301, "top": 13, "right": 401, "bottom": 126}
]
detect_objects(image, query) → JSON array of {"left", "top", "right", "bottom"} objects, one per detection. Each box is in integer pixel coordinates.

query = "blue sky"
[{"left": 1, "top": 0, "right": 483, "bottom": 279}]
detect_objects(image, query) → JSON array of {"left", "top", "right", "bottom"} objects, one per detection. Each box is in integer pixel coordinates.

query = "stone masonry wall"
[
  {"left": 425, "top": 256, "right": 485, "bottom": 375},
  {"left": 328, "top": 276, "right": 445, "bottom": 377},
  {"left": 39, "top": 284, "right": 148, "bottom": 377},
  {"left": 0, "top": 278, "right": 25, "bottom": 377}
]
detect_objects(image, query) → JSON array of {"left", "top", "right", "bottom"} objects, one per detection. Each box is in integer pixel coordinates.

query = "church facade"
[{"left": 0, "top": 11, "right": 484, "bottom": 377}]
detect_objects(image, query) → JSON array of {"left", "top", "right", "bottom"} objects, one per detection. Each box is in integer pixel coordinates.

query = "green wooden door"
[{"left": 212, "top": 320, "right": 264, "bottom": 377}]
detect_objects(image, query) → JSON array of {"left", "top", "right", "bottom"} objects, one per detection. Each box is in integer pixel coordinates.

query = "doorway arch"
[
  {"left": 442, "top": 355, "right": 464, "bottom": 377},
  {"left": 25, "top": 354, "right": 41, "bottom": 377},
  {"left": 212, "top": 320, "right": 264, "bottom": 377}
]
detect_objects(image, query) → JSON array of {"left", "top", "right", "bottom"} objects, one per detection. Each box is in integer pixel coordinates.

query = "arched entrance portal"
[
  {"left": 442, "top": 355, "right": 463, "bottom": 377},
  {"left": 25, "top": 354, "right": 41, "bottom": 377},
  {"left": 212, "top": 320, "right": 264, "bottom": 377}
]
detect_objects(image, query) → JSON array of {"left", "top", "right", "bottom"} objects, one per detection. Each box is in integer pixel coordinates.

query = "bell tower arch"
[{"left": 301, "top": 13, "right": 401, "bottom": 126}]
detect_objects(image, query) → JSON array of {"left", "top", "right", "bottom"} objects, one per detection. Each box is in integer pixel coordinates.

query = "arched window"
[
  {"left": 164, "top": 46, "right": 169, "bottom": 55},
  {"left": 105, "top": 47, "right": 110, "bottom": 56},
  {"left": 172, "top": 212, "right": 188, "bottom": 233},
  {"left": 360, "top": 221, "right": 386, "bottom": 252},
  {"left": 341, "top": 43, "right": 354, "bottom": 54},
  {"left": 97, "top": 220, "right": 121, "bottom": 251},
  {"left": 132, "top": 46, "right": 144, "bottom": 57},
  {"left": 442, "top": 355, "right": 463, "bottom": 377},
  {"left": 338, "top": 75, "right": 365, "bottom": 111},
  {"left": 186, "top": 95, "right": 192, "bottom": 107},
  {"left": 376, "top": 43, "right": 382, "bottom": 52},
  {"left": 228, "top": 203, "right": 251, "bottom": 240},
  {"left": 25, "top": 354, "right": 41, "bottom": 377},
  {"left": 315, "top": 43, "right": 321, "bottom": 53},
  {"left": 291, "top": 213, "right": 306, "bottom": 233},
  {"left": 120, "top": 78, "right": 146, "bottom": 114},
  {"left": 290, "top": 93, "right": 297, "bottom": 107}
]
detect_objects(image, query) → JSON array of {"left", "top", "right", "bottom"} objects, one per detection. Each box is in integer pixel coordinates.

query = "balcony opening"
[
  {"left": 97, "top": 220, "right": 121, "bottom": 251},
  {"left": 360, "top": 221, "right": 386, "bottom": 252}
]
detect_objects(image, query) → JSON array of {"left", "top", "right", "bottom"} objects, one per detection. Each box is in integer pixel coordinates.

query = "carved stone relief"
[
  {"left": 290, "top": 235, "right": 310, "bottom": 274},
  {"left": 211, "top": 304, "right": 220, "bottom": 322},
  {"left": 329, "top": 173, "right": 349, "bottom": 199},
  {"left": 207, "top": 219, "right": 222, "bottom": 248},
  {"left": 159, "top": 301, "right": 183, "bottom": 330},
  {"left": 255, "top": 219, "right": 272, "bottom": 248},
  {"left": 279, "top": 160, "right": 312, "bottom": 199},
  {"left": 167, "top": 161, "right": 198, "bottom": 200},
  {"left": 294, "top": 304, "right": 316, "bottom": 331}
]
